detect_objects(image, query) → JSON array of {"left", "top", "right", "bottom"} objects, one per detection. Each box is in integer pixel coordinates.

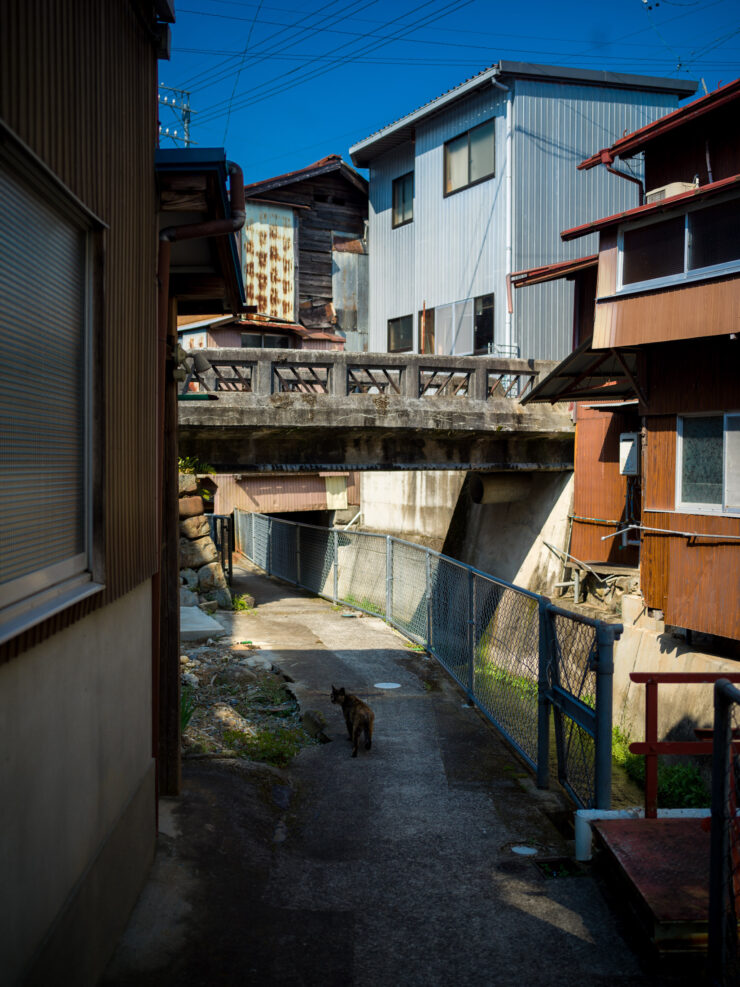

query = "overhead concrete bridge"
[{"left": 178, "top": 348, "right": 573, "bottom": 472}]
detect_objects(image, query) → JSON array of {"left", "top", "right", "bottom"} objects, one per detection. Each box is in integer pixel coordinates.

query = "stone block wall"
[{"left": 178, "top": 473, "right": 232, "bottom": 610}]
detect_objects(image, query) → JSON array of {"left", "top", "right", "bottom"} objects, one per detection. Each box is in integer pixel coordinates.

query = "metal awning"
[{"left": 520, "top": 337, "right": 642, "bottom": 404}]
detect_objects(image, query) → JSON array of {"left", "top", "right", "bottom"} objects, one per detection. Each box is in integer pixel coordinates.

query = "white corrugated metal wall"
[
  {"left": 511, "top": 80, "right": 681, "bottom": 361},
  {"left": 366, "top": 78, "right": 683, "bottom": 360}
]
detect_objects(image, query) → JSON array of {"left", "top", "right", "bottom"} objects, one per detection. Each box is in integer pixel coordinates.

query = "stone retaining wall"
[{"left": 179, "top": 473, "right": 231, "bottom": 611}]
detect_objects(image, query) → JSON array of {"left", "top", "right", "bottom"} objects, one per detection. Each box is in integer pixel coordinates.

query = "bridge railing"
[
  {"left": 234, "top": 509, "right": 622, "bottom": 810},
  {"left": 181, "top": 348, "right": 549, "bottom": 401}
]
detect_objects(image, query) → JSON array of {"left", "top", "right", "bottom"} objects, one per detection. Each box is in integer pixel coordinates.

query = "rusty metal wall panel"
[
  {"left": 242, "top": 202, "right": 295, "bottom": 321},
  {"left": 570, "top": 404, "right": 640, "bottom": 566},
  {"left": 347, "top": 472, "right": 361, "bottom": 505},
  {"left": 214, "top": 474, "right": 329, "bottom": 514},
  {"left": 0, "top": 0, "right": 159, "bottom": 659}
]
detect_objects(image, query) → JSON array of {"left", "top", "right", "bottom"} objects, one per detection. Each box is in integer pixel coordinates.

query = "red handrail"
[{"left": 628, "top": 672, "right": 740, "bottom": 818}]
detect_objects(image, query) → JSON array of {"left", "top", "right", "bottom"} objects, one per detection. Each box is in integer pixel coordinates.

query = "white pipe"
[
  {"left": 343, "top": 510, "right": 362, "bottom": 530},
  {"left": 575, "top": 807, "right": 711, "bottom": 861},
  {"left": 601, "top": 523, "right": 740, "bottom": 543},
  {"left": 492, "top": 78, "right": 513, "bottom": 353}
]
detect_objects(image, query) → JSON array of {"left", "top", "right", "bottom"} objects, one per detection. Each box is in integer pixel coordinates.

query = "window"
[
  {"left": 241, "top": 333, "right": 290, "bottom": 348},
  {"left": 677, "top": 414, "right": 740, "bottom": 514},
  {"left": 387, "top": 315, "right": 413, "bottom": 353},
  {"left": 444, "top": 119, "right": 495, "bottom": 196},
  {"left": 0, "top": 135, "right": 103, "bottom": 643},
  {"left": 619, "top": 195, "right": 740, "bottom": 291},
  {"left": 474, "top": 293, "right": 494, "bottom": 353},
  {"left": 418, "top": 308, "right": 435, "bottom": 354},
  {"left": 392, "top": 172, "right": 413, "bottom": 228}
]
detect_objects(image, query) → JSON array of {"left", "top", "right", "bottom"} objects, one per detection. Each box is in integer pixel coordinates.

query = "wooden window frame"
[{"left": 443, "top": 119, "right": 495, "bottom": 198}]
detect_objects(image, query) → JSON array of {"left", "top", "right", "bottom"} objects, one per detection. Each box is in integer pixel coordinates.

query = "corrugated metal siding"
[
  {"left": 570, "top": 404, "right": 640, "bottom": 565},
  {"left": 512, "top": 79, "right": 681, "bottom": 361},
  {"left": 0, "top": 0, "right": 158, "bottom": 660},
  {"left": 214, "top": 474, "right": 331, "bottom": 514},
  {"left": 241, "top": 201, "right": 295, "bottom": 320},
  {"left": 414, "top": 87, "right": 507, "bottom": 351},
  {"left": 368, "top": 143, "right": 416, "bottom": 350}
]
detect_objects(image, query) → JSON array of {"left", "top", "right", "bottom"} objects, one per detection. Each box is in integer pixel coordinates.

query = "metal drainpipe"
[
  {"left": 154, "top": 160, "right": 246, "bottom": 795},
  {"left": 598, "top": 150, "right": 645, "bottom": 205},
  {"left": 493, "top": 78, "right": 513, "bottom": 353}
]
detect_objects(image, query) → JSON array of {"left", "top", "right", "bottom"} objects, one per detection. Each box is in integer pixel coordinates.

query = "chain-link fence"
[
  {"left": 233, "top": 510, "right": 621, "bottom": 809},
  {"left": 709, "top": 679, "right": 740, "bottom": 986}
]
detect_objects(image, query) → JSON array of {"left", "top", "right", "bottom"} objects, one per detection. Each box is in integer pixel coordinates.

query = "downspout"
[
  {"left": 493, "top": 78, "right": 513, "bottom": 354},
  {"left": 154, "top": 160, "right": 246, "bottom": 797},
  {"left": 599, "top": 150, "right": 644, "bottom": 205}
]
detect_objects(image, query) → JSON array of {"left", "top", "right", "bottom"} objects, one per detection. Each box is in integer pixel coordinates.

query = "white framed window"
[
  {"left": 676, "top": 413, "right": 740, "bottom": 516},
  {"left": 0, "top": 127, "right": 104, "bottom": 644},
  {"left": 617, "top": 193, "right": 740, "bottom": 294}
]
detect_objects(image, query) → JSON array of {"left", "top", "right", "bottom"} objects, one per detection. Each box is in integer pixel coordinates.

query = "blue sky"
[{"left": 159, "top": 0, "right": 740, "bottom": 181}]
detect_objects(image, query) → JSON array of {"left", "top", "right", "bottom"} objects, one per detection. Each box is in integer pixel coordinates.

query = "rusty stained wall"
[
  {"left": 570, "top": 403, "right": 641, "bottom": 566},
  {"left": 242, "top": 201, "right": 295, "bottom": 321},
  {"left": 332, "top": 230, "right": 368, "bottom": 352},
  {"left": 0, "top": 0, "right": 158, "bottom": 660},
  {"left": 640, "top": 339, "right": 740, "bottom": 639},
  {"left": 213, "top": 472, "right": 360, "bottom": 514}
]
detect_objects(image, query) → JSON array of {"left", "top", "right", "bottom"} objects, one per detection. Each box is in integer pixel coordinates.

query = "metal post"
[
  {"left": 708, "top": 679, "right": 734, "bottom": 982},
  {"left": 537, "top": 599, "right": 551, "bottom": 791},
  {"left": 386, "top": 536, "right": 393, "bottom": 623},
  {"left": 644, "top": 678, "right": 658, "bottom": 818},
  {"left": 594, "top": 622, "right": 619, "bottom": 811},
  {"left": 268, "top": 517, "right": 273, "bottom": 576},
  {"left": 425, "top": 550, "right": 432, "bottom": 652},
  {"left": 467, "top": 569, "right": 475, "bottom": 697},
  {"left": 333, "top": 529, "right": 339, "bottom": 604},
  {"left": 295, "top": 524, "right": 301, "bottom": 588}
]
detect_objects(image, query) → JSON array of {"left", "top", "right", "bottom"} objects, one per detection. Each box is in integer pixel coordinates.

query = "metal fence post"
[
  {"left": 425, "top": 549, "right": 432, "bottom": 652},
  {"left": 537, "top": 600, "right": 552, "bottom": 790},
  {"left": 708, "top": 679, "right": 737, "bottom": 983},
  {"left": 268, "top": 517, "right": 273, "bottom": 576},
  {"left": 333, "top": 529, "right": 339, "bottom": 604},
  {"left": 467, "top": 569, "right": 475, "bottom": 696},
  {"left": 386, "top": 537, "right": 393, "bottom": 622},
  {"left": 594, "top": 622, "right": 620, "bottom": 810},
  {"left": 295, "top": 524, "right": 301, "bottom": 588}
]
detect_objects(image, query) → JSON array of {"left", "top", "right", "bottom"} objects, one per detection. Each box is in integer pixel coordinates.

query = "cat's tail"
[{"left": 364, "top": 719, "right": 373, "bottom": 751}]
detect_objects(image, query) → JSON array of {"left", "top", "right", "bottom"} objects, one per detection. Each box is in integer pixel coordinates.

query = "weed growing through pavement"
[
  {"left": 222, "top": 725, "right": 313, "bottom": 767},
  {"left": 232, "top": 594, "right": 255, "bottom": 613}
]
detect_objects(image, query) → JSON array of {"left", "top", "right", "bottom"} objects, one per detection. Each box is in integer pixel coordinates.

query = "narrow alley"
[{"left": 104, "top": 562, "right": 687, "bottom": 987}]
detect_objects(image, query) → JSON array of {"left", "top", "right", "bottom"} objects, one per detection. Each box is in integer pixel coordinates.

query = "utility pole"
[{"left": 158, "top": 84, "right": 196, "bottom": 146}]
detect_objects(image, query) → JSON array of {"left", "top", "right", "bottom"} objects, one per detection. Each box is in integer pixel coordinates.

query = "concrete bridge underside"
[{"left": 179, "top": 393, "right": 573, "bottom": 473}]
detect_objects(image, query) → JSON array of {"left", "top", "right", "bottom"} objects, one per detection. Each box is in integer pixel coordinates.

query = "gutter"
[{"left": 492, "top": 78, "right": 513, "bottom": 353}]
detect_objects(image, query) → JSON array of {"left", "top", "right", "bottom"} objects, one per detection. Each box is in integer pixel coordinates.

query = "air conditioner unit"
[
  {"left": 619, "top": 432, "right": 640, "bottom": 476},
  {"left": 644, "top": 181, "right": 696, "bottom": 204}
]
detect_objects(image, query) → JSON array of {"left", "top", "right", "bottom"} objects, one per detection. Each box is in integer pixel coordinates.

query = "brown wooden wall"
[
  {"left": 251, "top": 173, "right": 367, "bottom": 314},
  {"left": 594, "top": 273, "right": 740, "bottom": 349},
  {"left": 644, "top": 104, "right": 740, "bottom": 191},
  {"left": 0, "top": 0, "right": 159, "bottom": 660},
  {"left": 570, "top": 404, "right": 641, "bottom": 566},
  {"left": 640, "top": 341, "right": 740, "bottom": 639}
]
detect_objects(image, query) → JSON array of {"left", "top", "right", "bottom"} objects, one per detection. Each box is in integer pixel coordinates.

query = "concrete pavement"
[{"left": 104, "top": 562, "right": 688, "bottom": 986}]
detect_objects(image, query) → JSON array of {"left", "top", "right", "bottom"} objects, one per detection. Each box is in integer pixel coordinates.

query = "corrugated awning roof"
[
  {"left": 561, "top": 173, "right": 740, "bottom": 242},
  {"left": 349, "top": 61, "right": 695, "bottom": 167},
  {"left": 520, "top": 337, "right": 640, "bottom": 404},
  {"left": 510, "top": 255, "right": 598, "bottom": 288},
  {"left": 578, "top": 77, "right": 740, "bottom": 171}
]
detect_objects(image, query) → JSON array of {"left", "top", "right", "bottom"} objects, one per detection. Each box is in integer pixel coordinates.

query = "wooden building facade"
[
  {"left": 242, "top": 155, "right": 369, "bottom": 350},
  {"left": 525, "top": 79, "right": 740, "bottom": 643}
]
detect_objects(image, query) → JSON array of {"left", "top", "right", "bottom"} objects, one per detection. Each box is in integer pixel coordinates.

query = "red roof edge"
[
  {"left": 560, "top": 173, "right": 740, "bottom": 242},
  {"left": 578, "top": 77, "right": 740, "bottom": 171}
]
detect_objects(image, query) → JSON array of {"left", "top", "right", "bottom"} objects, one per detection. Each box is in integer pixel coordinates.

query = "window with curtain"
[
  {"left": 444, "top": 119, "right": 495, "bottom": 196},
  {"left": 0, "top": 141, "right": 100, "bottom": 642}
]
